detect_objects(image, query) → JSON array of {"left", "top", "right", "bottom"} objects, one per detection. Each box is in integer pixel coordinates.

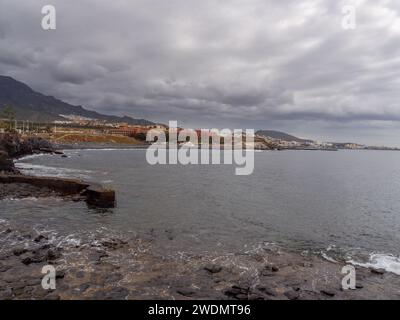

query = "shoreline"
[
  {"left": 1, "top": 219, "right": 399, "bottom": 300},
  {"left": 2, "top": 136, "right": 400, "bottom": 299}
]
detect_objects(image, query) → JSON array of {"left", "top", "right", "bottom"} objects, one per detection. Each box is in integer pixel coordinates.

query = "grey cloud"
[{"left": 1, "top": 0, "right": 400, "bottom": 145}]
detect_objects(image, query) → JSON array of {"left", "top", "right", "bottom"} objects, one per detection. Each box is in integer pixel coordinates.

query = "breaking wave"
[
  {"left": 15, "top": 162, "right": 92, "bottom": 179},
  {"left": 16, "top": 153, "right": 47, "bottom": 161},
  {"left": 348, "top": 253, "right": 400, "bottom": 276}
]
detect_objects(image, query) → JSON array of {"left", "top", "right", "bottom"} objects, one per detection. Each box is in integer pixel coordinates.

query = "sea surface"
[{"left": 2, "top": 148, "right": 400, "bottom": 274}]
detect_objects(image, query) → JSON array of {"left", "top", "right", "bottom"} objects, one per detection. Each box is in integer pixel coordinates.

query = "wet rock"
[
  {"left": 2, "top": 273, "right": 17, "bottom": 283},
  {"left": 91, "top": 291, "right": 108, "bottom": 300},
  {"left": 89, "top": 251, "right": 108, "bottom": 263},
  {"left": 0, "top": 264, "right": 12, "bottom": 272},
  {"left": 284, "top": 290, "right": 300, "bottom": 300},
  {"left": 101, "top": 238, "right": 128, "bottom": 250},
  {"left": 79, "top": 283, "right": 90, "bottom": 293},
  {"left": 255, "top": 286, "right": 276, "bottom": 297},
  {"left": 260, "top": 266, "right": 279, "bottom": 277},
  {"left": 248, "top": 293, "right": 266, "bottom": 300},
  {"left": 0, "top": 288, "right": 13, "bottom": 300},
  {"left": 25, "top": 278, "right": 41, "bottom": 286},
  {"left": 39, "top": 148, "right": 56, "bottom": 154},
  {"left": 71, "top": 195, "right": 84, "bottom": 202},
  {"left": 13, "top": 248, "right": 28, "bottom": 256},
  {"left": 86, "top": 184, "right": 116, "bottom": 208},
  {"left": 371, "top": 268, "right": 386, "bottom": 275},
  {"left": 204, "top": 264, "right": 222, "bottom": 274},
  {"left": 320, "top": 290, "right": 336, "bottom": 297},
  {"left": 13, "top": 287, "right": 28, "bottom": 297},
  {"left": 45, "top": 293, "right": 61, "bottom": 300},
  {"left": 92, "top": 287, "right": 130, "bottom": 300},
  {"left": 105, "top": 273, "right": 123, "bottom": 284},
  {"left": 176, "top": 288, "right": 196, "bottom": 297},
  {"left": 225, "top": 285, "right": 250, "bottom": 299},
  {"left": 34, "top": 234, "right": 48, "bottom": 243},
  {"left": 264, "top": 265, "right": 279, "bottom": 273},
  {"left": 21, "top": 257, "right": 35, "bottom": 265},
  {"left": 0, "top": 150, "right": 14, "bottom": 172},
  {"left": 21, "top": 248, "right": 57, "bottom": 265},
  {"left": 45, "top": 249, "right": 62, "bottom": 261}
]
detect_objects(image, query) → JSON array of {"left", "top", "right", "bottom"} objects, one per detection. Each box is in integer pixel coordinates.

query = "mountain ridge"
[
  {"left": 0, "top": 75, "right": 154, "bottom": 125},
  {"left": 256, "top": 130, "right": 312, "bottom": 143}
]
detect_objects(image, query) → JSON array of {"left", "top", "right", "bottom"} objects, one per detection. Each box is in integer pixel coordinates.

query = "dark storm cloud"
[{"left": 1, "top": 0, "right": 400, "bottom": 144}]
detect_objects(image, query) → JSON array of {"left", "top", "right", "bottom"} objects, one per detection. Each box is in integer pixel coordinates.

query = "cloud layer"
[{"left": 1, "top": 0, "right": 400, "bottom": 145}]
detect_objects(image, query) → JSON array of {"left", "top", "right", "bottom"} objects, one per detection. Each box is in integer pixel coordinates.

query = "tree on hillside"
[{"left": 2, "top": 105, "right": 15, "bottom": 131}]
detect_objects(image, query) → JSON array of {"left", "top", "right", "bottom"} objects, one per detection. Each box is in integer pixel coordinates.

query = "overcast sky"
[{"left": 1, "top": 0, "right": 400, "bottom": 145}]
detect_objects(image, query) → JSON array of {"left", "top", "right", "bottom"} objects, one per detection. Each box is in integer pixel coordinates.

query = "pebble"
[
  {"left": 284, "top": 290, "right": 300, "bottom": 300},
  {"left": 320, "top": 290, "right": 336, "bottom": 297},
  {"left": 204, "top": 265, "right": 222, "bottom": 274},
  {"left": 176, "top": 288, "right": 196, "bottom": 297},
  {"left": 34, "top": 235, "right": 48, "bottom": 243},
  {"left": 371, "top": 268, "right": 386, "bottom": 275}
]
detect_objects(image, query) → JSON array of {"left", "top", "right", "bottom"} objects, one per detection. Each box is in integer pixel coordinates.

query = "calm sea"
[{"left": 2, "top": 148, "right": 400, "bottom": 273}]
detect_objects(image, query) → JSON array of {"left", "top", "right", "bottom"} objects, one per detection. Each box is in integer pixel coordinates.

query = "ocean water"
[{"left": 2, "top": 148, "right": 400, "bottom": 273}]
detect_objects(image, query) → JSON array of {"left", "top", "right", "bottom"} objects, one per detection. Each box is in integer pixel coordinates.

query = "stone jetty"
[
  {"left": 1, "top": 133, "right": 116, "bottom": 208},
  {"left": 0, "top": 174, "right": 116, "bottom": 208}
]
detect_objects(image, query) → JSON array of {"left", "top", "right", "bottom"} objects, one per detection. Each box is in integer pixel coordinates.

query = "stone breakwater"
[
  {"left": 0, "top": 134, "right": 115, "bottom": 208},
  {"left": 0, "top": 175, "right": 116, "bottom": 208}
]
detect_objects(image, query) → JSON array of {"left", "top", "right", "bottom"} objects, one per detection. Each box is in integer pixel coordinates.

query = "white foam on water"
[
  {"left": 321, "top": 251, "right": 338, "bottom": 263},
  {"left": 319, "top": 244, "right": 340, "bottom": 263},
  {"left": 56, "top": 234, "right": 82, "bottom": 248},
  {"left": 15, "top": 162, "right": 92, "bottom": 179},
  {"left": 16, "top": 153, "right": 47, "bottom": 161},
  {"left": 348, "top": 253, "right": 400, "bottom": 275},
  {"left": 1, "top": 197, "right": 40, "bottom": 202}
]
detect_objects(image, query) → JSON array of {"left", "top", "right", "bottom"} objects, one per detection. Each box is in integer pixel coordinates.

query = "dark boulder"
[
  {"left": 371, "top": 268, "right": 386, "bottom": 275},
  {"left": 0, "top": 150, "right": 14, "bottom": 172},
  {"left": 0, "top": 133, "right": 56, "bottom": 159},
  {"left": 204, "top": 264, "right": 223, "bottom": 274}
]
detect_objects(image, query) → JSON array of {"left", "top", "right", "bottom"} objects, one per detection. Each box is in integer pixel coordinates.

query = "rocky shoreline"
[
  {"left": 1, "top": 134, "right": 115, "bottom": 208},
  {"left": 0, "top": 133, "right": 60, "bottom": 174},
  {"left": 1, "top": 219, "right": 399, "bottom": 300}
]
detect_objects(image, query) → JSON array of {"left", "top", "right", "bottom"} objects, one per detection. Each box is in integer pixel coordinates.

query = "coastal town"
[{"left": 1, "top": 112, "right": 397, "bottom": 151}]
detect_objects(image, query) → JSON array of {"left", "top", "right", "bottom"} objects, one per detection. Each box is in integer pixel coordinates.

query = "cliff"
[{"left": 0, "top": 133, "right": 55, "bottom": 173}]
